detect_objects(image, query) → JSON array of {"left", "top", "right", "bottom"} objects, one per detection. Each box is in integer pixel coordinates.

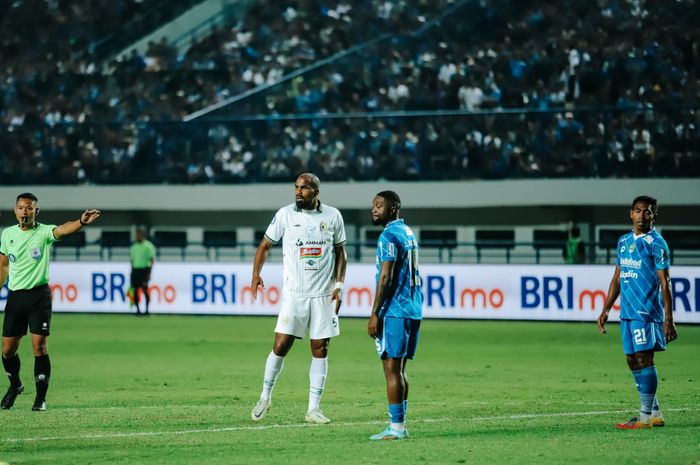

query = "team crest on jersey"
[
  {"left": 629, "top": 244, "right": 635, "bottom": 252},
  {"left": 30, "top": 247, "right": 42, "bottom": 260},
  {"left": 320, "top": 222, "right": 329, "bottom": 233}
]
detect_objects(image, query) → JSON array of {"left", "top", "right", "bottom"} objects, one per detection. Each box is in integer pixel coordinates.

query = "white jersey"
[{"left": 265, "top": 202, "right": 346, "bottom": 297}]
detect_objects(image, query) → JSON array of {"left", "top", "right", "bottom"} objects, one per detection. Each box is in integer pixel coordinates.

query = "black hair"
[
  {"left": 376, "top": 191, "right": 401, "bottom": 210},
  {"left": 632, "top": 195, "right": 658, "bottom": 215},
  {"left": 17, "top": 192, "right": 38, "bottom": 203}
]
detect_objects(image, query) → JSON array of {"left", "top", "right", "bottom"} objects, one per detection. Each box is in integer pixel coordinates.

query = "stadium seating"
[{"left": 0, "top": 1, "right": 697, "bottom": 185}]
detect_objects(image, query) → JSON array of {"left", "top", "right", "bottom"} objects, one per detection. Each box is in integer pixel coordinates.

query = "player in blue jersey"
[
  {"left": 597, "top": 195, "right": 677, "bottom": 429},
  {"left": 367, "top": 191, "right": 422, "bottom": 440}
]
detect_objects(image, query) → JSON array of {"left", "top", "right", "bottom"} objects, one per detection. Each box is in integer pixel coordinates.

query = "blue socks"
[
  {"left": 388, "top": 403, "right": 405, "bottom": 424},
  {"left": 632, "top": 366, "right": 658, "bottom": 419}
]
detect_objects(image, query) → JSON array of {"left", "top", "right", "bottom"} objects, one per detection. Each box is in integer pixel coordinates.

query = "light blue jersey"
[
  {"left": 375, "top": 219, "right": 422, "bottom": 320},
  {"left": 616, "top": 228, "right": 670, "bottom": 322}
]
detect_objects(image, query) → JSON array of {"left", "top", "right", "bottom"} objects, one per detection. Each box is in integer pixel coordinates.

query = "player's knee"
[
  {"left": 272, "top": 342, "right": 292, "bottom": 357},
  {"left": 31, "top": 341, "right": 48, "bottom": 356},
  {"left": 309, "top": 339, "right": 328, "bottom": 358},
  {"left": 2, "top": 347, "right": 18, "bottom": 358}
]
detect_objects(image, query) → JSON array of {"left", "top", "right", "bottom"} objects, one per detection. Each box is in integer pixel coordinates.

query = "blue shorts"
[
  {"left": 375, "top": 317, "right": 421, "bottom": 360},
  {"left": 620, "top": 319, "right": 666, "bottom": 355}
]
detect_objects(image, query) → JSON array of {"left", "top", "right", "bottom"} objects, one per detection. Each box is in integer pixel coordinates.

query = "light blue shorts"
[
  {"left": 620, "top": 319, "right": 666, "bottom": 355},
  {"left": 375, "top": 317, "right": 421, "bottom": 360}
]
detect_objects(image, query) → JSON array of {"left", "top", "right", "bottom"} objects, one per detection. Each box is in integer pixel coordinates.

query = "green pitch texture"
[{"left": 0, "top": 315, "right": 698, "bottom": 465}]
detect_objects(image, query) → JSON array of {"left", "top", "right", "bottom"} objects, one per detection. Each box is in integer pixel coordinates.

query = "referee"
[{"left": 0, "top": 193, "right": 100, "bottom": 411}]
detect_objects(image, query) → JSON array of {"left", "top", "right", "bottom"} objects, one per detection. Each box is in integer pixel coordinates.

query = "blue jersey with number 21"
[{"left": 375, "top": 219, "right": 422, "bottom": 320}]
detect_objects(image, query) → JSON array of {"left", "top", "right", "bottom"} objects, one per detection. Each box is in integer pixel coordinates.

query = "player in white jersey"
[{"left": 250, "top": 173, "right": 347, "bottom": 424}]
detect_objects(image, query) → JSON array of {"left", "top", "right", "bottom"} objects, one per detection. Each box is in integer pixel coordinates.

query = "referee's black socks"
[
  {"left": 2, "top": 354, "right": 22, "bottom": 388},
  {"left": 34, "top": 354, "right": 51, "bottom": 401}
]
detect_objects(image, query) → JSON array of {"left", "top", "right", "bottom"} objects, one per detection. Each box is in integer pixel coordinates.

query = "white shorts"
[{"left": 274, "top": 294, "right": 340, "bottom": 340}]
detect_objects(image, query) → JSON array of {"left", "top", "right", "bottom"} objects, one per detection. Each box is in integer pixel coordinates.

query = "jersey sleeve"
[
  {"left": 333, "top": 210, "right": 346, "bottom": 246},
  {"left": 377, "top": 231, "right": 397, "bottom": 262},
  {"left": 652, "top": 238, "right": 670, "bottom": 270},
  {"left": 45, "top": 224, "right": 58, "bottom": 244},
  {"left": 0, "top": 229, "right": 6, "bottom": 255},
  {"left": 264, "top": 208, "right": 285, "bottom": 244}
]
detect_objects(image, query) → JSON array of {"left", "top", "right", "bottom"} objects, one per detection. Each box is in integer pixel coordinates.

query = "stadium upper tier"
[{"left": 0, "top": 0, "right": 697, "bottom": 185}]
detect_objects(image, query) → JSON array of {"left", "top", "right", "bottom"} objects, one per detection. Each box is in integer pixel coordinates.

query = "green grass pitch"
[{"left": 0, "top": 314, "right": 698, "bottom": 465}]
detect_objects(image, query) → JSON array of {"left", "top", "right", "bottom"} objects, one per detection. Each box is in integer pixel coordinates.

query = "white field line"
[
  {"left": 2, "top": 418, "right": 435, "bottom": 443},
  {"left": 3, "top": 408, "right": 695, "bottom": 444},
  {"left": 52, "top": 399, "right": 647, "bottom": 413},
  {"left": 473, "top": 407, "right": 692, "bottom": 421}
]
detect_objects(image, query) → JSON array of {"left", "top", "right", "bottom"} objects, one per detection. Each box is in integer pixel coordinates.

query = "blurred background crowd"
[{"left": 1, "top": 0, "right": 698, "bottom": 184}]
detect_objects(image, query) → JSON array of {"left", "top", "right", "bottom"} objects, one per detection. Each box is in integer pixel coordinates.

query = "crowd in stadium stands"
[{"left": 0, "top": 0, "right": 698, "bottom": 184}]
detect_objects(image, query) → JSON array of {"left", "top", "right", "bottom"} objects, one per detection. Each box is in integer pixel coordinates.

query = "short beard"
[{"left": 296, "top": 198, "right": 315, "bottom": 210}]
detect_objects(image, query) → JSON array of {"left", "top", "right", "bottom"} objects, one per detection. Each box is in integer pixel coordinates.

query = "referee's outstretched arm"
[{"left": 53, "top": 209, "right": 101, "bottom": 240}]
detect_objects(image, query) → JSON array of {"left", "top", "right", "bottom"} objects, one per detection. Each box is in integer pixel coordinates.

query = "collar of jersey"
[
  {"left": 632, "top": 227, "right": 655, "bottom": 240},
  {"left": 17, "top": 222, "right": 40, "bottom": 231}
]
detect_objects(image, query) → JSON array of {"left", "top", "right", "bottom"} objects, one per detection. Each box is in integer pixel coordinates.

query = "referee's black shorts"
[
  {"left": 131, "top": 267, "right": 152, "bottom": 288},
  {"left": 2, "top": 284, "right": 52, "bottom": 337}
]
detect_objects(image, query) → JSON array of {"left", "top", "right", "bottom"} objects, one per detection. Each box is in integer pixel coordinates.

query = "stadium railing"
[{"left": 52, "top": 239, "right": 700, "bottom": 265}]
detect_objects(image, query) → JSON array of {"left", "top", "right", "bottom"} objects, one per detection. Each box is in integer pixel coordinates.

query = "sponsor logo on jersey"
[
  {"left": 303, "top": 239, "right": 327, "bottom": 245},
  {"left": 296, "top": 239, "right": 304, "bottom": 246},
  {"left": 620, "top": 245, "right": 626, "bottom": 253},
  {"left": 620, "top": 270, "right": 638, "bottom": 279},
  {"left": 305, "top": 226, "right": 316, "bottom": 236},
  {"left": 300, "top": 247, "right": 322, "bottom": 259},
  {"left": 620, "top": 258, "right": 642, "bottom": 268},
  {"left": 8, "top": 254, "right": 16, "bottom": 263}
]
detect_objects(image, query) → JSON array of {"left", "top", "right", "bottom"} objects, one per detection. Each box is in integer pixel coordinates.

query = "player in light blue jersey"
[
  {"left": 367, "top": 191, "right": 422, "bottom": 440},
  {"left": 597, "top": 195, "right": 677, "bottom": 429}
]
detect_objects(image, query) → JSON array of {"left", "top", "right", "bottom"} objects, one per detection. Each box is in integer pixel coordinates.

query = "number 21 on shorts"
[{"left": 633, "top": 328, "right": 647, "bottom": 345}]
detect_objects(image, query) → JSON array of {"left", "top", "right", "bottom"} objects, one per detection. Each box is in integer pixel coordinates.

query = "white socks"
[
  {"left": 261, "top": 351, "right": 285, "bottom": 401},
  {"left": 308, "top": 357, "right": 328, "bottom": 412}
]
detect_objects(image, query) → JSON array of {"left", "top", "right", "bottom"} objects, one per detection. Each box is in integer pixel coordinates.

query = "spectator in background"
[
  {"left": 563, "top": 225, "right": 586, "bottom": 264},
  {"left": 129, "top": 227, "right": 156, "bottom": 315}
]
